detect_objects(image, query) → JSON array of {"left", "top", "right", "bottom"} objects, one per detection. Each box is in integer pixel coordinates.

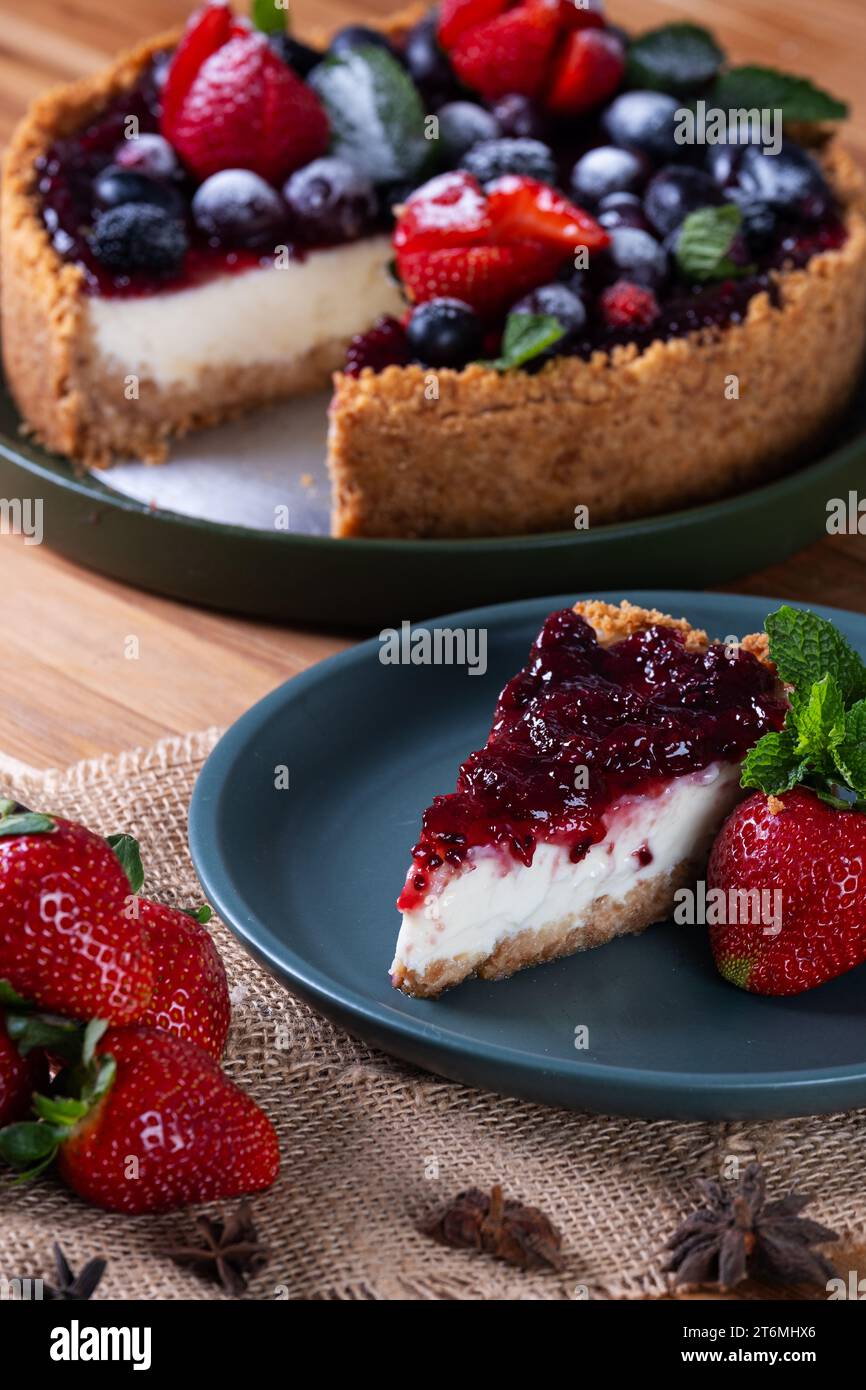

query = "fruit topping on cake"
[
  {"left": 391, "top": 600, "right": 786, "bottom": 996},
  {"left": 708, "top": 606, "right": 866, "bottom": 996}
]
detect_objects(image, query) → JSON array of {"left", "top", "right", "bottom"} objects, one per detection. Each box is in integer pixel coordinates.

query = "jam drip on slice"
[{"left": 398, "top": 609, "right": 786, "bottom": 909}]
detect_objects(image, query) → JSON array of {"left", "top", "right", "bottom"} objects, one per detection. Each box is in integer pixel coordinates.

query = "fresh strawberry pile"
[
  {"left": 394, "top": 169, "right": 608, "bottom": 315},
  {"left": 708, "top": 606, "right": 866, "bottom": 996},
  {"left": 0, "top": 808, "right": 278, "bottom": 1212},
  {"left": 437, "top": 0, "right": 625, "bottom": 112}
]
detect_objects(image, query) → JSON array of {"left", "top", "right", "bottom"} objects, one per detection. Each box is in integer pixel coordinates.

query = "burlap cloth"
[{"left": 1, "top": 729, "right": 864, "bottom": 1302}]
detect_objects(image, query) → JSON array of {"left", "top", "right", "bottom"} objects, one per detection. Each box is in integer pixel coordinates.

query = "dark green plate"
[
  {"left": 3, "top": 369, "right": 865, "bottom": 629},
  {"left": 189, "top": 589, "right": 866, "bottom": 1120}
]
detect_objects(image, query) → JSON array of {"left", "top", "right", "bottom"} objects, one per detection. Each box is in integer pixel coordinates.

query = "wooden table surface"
[{"left": 0, "top": 0, "right": 864, "bottom": 771}]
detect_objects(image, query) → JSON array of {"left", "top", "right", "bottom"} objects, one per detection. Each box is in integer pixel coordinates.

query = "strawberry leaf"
[
  {"left": 0, "top": 812, "right": 56, "bottom": 838},
  {"left": 106, "top": 833, "right": 144, "bottom": 895},
  {"left": 712, "top": 65, "right": 848, "bottom": 122},
  {"left": 251, "top": 0, "right": 286, "bottom": 36},
  {"left": 5, "top": 1011, "right": 83, "bottom": 1061},
  {"left": 0, "top": 1121, "right": 61, "bottom": 1169},
  {"left": 0, "top": 980, "right": 30, "bottom": 1007},
  {"left": 182, "top": 904, "right": 214, "bottom": 924}
]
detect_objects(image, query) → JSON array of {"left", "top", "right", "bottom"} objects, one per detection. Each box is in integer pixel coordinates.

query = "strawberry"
[
  {"left": 708, "top": 789, "right": 866, "bottom": 995},
  {"left": 438, "top": 0, "right": 508, "bottom": 49},
  {"left": 553, "top": 0, "right": 607, "bottom": 30},
  {"left": 162, "top": 26, "right": 329, "bottom": 183},
  {"left": 0, "top": 1011, "right": 47, "bottom": 1126},
  {"left": 160, "top": 1, "right": 234, "bottom": 137},
  {"left": 138, "top": 899, "right": 230, "bottom": 1059},
  {"left": 449, "top": 4, "right": 560, "bottom": 100},
  {"left": 0, "top": 813, "right": 152, "bottom": 1025},
  {"left": 599, "top": 279, "right": 660, "bottom": 329},
  {"left": 0, "top": 1025, "right": 279, "bottom": 1212},
  {"left": 394, "top": 171, "right": 604, "bottom": 315},
  {"left": 547, "top": 28, "right": 626, "bottom": 115},
  {"left": 393, "top": 170, "right": 492, "bottom": 255},
  {"left": 486, "top": 174, "right": 609, "bottom": 253},
  {"left": 398, "top": 242, "right": 561, "bottom": 316},
  {"left": 707, "top": 604, "right": 866, "bottom": 995}
]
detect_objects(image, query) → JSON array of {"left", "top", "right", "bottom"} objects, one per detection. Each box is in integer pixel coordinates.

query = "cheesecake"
[
  {"left": 2, "top": 0, "right": 864, "bottom": 534},
  {"left": 391, "top": 600, "right": 785, "bottom": 997}
]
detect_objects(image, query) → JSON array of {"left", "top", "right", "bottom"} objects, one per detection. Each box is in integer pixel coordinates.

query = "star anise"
[
  {"left": 42, "top": 1243, "right": 107, "bottom": 1300},
  {"left": 665, "top": 1162, "right": 839, "bottom": 1292},
  {"left": 166, "top": 1202, "right": 269, "bottom": 1296},
  {"left": 424, "top": 1184, "right": 563, "bottom": 1271}
]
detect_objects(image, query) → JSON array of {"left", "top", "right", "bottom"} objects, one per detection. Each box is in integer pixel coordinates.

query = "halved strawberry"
[
  {"left": 486, "top": 175, "right": 610, "bottom": 253},
  {"left": 397, "top": 242, "right": 562, "bottom": 316},
  {"left": 547, "top": 28, "right": 626, "bottom": 115},
  {"left": 164, "top": 29, "right": 329, "bottom": 182},
  {"left": 438, "top": 0, "right": 509, "bottom": 49},
  {"left": 449, "top": 4, "right": 560, "bottom": 100},
  {"left": 160, "top": 1, "right": 234, "bottom": 136},
  {"left": 393, "top": 171, "right": 492, "bottom": 255}
]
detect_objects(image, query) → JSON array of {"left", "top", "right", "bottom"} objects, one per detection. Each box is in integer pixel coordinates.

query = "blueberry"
[
  {"left": 511, "top": 283, "right": 587, "bottom": 343},
  {"left": 93, "top": 165, "right": 183, "bottom": 214},
  {"left": 192, "top": 170, "right": 286, "bottom": 248},
  {"left": 463, "top": 138, "right": 556, "bottom": 188},
  {"left": 329, "top": 26, "right": 402, "bottom": 62},
  {"left": 597, "top": 192, "right": 650, "bottom": 232},
  {"left": 437, "top": 102, "right": 500, "bottom": 164},
  {"left": 602, "top": 91, "right": 682, "bottom": 162},
  {"left": 113, "top": 134, "right": 180, "bottom": 181},
  {"left": 643, "top": 166, "right": 723, "bottom": 236},
  {"left": 404, "top": 14, "right": 455, "bottom": 102},
  {"left": 737, "top": 143, "right": 831, "bottom": 220},
  {"left": 406, "top": 298, "right": 483, "bottom": 368},
  {"left": 284, "top": 157, "right": 377, "bottom": 243},
  {"left": 706, "top": 140, "right": 746, "bottom": 188},
  {"left": 491, "top": 94, "right": 548, "bottom": 141},
  {"left": 725, "top": 189, "right": 778, "bottom": 252},
  {"left": 570, "top": 145, "right": 649, "bottom": 205},
  {"left": 605, "top": 226, "right": 668, "bottom": 289},
  {"left": 270, "top": 32, "right": 324, "bottom": 78},
  {"left": 90, "top": 202, "right": 188, "bottom": 273}
]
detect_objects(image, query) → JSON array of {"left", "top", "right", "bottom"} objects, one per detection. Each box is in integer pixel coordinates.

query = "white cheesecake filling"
[
  {"left": 391, "top": 761, "right": 743, "bottom": 981},
  {"left": 86, "top": 234, "right": 402, "bottom": 389}
]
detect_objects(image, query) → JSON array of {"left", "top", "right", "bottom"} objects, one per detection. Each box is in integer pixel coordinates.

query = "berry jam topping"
[{"left": 397, "top": 610, "right": 785, "bottom": 909}]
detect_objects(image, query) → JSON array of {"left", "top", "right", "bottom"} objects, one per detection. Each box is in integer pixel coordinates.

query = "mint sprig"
[
  {"left": 741, "top": 606, "right": 866, "bottom": 805},
  {"left": 675, "top": 204, "right": 753, "bottom": 282},
  {"left": 309, "top": 46, "right": 433, "bottom": 185},
  {"left": 627, "top": 23, "right": 725, "bottom": 93},
  {"left": 478, "top": 313, "right": 566, "bottom": 372},
  {"left": 251, "top": 0, "right": 286, "bottom": 36},
  {"left": 712, "top": 66, "right": 848, "bottom": 123}
]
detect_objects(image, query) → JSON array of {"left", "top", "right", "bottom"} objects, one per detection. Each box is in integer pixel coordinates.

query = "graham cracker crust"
[{"left": 391, "top": 599, "right": 774, "bottom": 997}]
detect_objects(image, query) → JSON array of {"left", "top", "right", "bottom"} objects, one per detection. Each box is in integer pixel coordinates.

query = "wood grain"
[{"left": 0, "top": 0, "right": 864, "bottom": 770}]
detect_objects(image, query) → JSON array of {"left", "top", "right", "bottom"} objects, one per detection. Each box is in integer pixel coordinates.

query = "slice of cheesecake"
[{"left": 391, "top": 600, "right": 784, "bottom": 997}]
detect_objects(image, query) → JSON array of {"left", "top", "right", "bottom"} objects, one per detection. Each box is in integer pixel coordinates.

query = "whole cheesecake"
[{"left": 2, "top": 0, "right": 865, "bottom": 537}]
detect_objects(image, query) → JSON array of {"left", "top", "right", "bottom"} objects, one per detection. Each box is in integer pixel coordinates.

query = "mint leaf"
[
  {"left": 480, "top": 313, "right": 567, "bottom": 372},
  {"left": 251, "top": 0, "right": 286, "bottom": 35},
  {"left": 675, "top": 204, "right": 752, "bottom": 282},
  {"left": 713, "top": 66, "right": 848, "bottom": 122},
  {"left": 791, "top": 672, "right": 846, "bottom": 767},
  {"left": 0, "top": 813, "right": 55, "bottom": 838},
  {"left": 106, "top": 833, "right": 143, "bottom": 895},
  {"left": 310, "top": 46, "right": 433, "bottom": 185},
  {"left": 833, "top": 699, "right": 866, "bottom": 795},
  {"left": 740, "top": 730, "right": 807, "bottom": 795},
  {"left": 765, "top": 606, "right": 866, "bottom": 704},
  {"left": 628, "top": 23, "right": 725, "bottom": 93}
]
